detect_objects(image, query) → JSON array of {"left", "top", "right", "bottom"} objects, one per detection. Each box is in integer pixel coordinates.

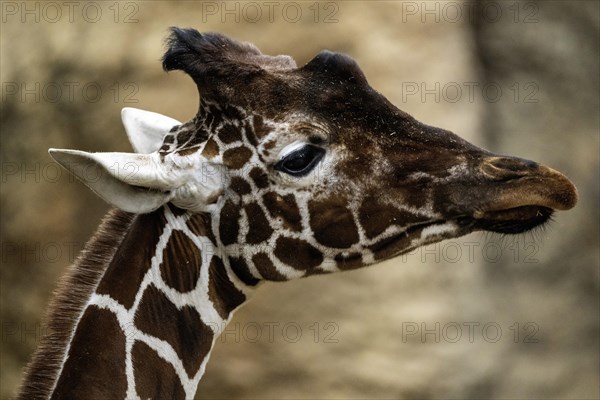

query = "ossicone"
[{"left": 162, "top": 27, "right": 297, "bottom": 87}]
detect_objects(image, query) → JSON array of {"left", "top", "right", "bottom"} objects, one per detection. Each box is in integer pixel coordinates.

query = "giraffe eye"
[{"left": 275, "top": 145, "right": 325, "bottom": 177}]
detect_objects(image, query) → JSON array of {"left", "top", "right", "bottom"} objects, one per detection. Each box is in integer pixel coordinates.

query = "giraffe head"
[{"left": 50, "top": 28, "right": 577, "bottom": 279}]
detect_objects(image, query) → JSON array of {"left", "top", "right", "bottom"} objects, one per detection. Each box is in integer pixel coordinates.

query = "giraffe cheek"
[
  {"left": 274, "top": 237, "right": 324, "bottom": 272},
  {"left": 358, "top": 197, "right": 428, "bottom": 239},
  {"left": 252, "top": 253, "right": 287, "bottom": 281},
  {"left": 308, "top": 199, "right": 359, "bottom": 249},
  {"left": 244, "top": 202, "right": 274, "bottom": 244},
  {"left": 262, "top": 191, "right": 303, "bottom": 233},
  {"left": 219, "top": 200, "right": 241, "bottom": 246},
  {"left": 223, "top": 146, "right": 253, "bottom": 169}
]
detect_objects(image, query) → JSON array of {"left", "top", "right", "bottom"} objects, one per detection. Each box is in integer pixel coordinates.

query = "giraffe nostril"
[
  {"left": 490, "top": 156, "right": 537, "bottom": 170},
  {"left": 481, "top": 156, "right": 539, "bottom": 180}
]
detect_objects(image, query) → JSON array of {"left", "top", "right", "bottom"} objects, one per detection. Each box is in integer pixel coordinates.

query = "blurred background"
[{"left": 1, "top": 1, "right": 598, "bottom": 399}]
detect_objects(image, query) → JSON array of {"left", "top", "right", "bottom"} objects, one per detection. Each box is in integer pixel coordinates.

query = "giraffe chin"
[{"left": 367, "top": 220, "right": 471, "bottom": 264}]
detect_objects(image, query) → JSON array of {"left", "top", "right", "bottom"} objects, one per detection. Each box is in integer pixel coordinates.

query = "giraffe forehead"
[
  {"left": 163, "top": 94, "right": 409, "bottom": 172},
  {"left": 253, "top": 112, "right": 329, "bottom": 143},
  {"left": 198, "top": 108, "right": 330, "bottom": 160}
]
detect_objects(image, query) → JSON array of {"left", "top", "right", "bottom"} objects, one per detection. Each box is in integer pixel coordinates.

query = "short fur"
[{"left": 18, "top": 28, "right": 577, "bottom": 399}]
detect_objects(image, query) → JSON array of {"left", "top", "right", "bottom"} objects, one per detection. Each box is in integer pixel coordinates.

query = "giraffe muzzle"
[
  {"left": 479, "top": 156, "right": 578, "bottom": 212},
  {"left": 462, "top": 155, "right": 578, "bottom": 234}
]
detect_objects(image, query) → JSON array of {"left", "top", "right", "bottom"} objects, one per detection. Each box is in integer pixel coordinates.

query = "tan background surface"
[{"left": 1, "top": 1, "right": 598, "bottom": 399}]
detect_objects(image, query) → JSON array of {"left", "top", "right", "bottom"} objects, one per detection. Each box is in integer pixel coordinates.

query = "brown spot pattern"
[
  {"left": 274, "top": 237, "right": 323, "bottom": 271},
  {"left": 187, "top": 213, "right": 216, "bottom": 244},
  {"left": 221, "top": 104, "right": 244, "bottom": 121},
  {"left": 96, "top": 211, "right": 165, "bottom": 309},
  {"left": 132, "top": 341, "right": 186, "bottom": 400},
  {"left": 244, "top": 202, "right": 273, "bottom": 244},
  {"left": 359, "top": 198, "right": 425, "bottom": 239},
  {"left": 135, "top": 285, "right": 213, "bottom": 377},
  {"left": 250, "top": 167, "right": 269, "bottom": 189},
  {"left": 219, "top": 124, "right": 243, "bottom": 144},
  {"left": 163, "top": 134, "right": 174, "bottom": 144},
  {"left": 262, "top": 192, "right": 303, "bottom": 232},
  {"left": 243, "top": 121, "right": 259, "bottom": 147},
  {"left": 177, "top": 129, "right": 192, "bottom": 146},
  {"left": 160, "top": 230, "right": 202, "bottom": 293},
  {"left": 396, "top": 186, "right": 429, "bottom": 209},
  {"left": 253, "top": 115, "right": 271, "bottom": 138},
  {"left": 263, "top": 139, "right": 276, "bottom": 151},
  {"left": 334, "top": 252, "right": 363, "bottom": 271},
  {"left": 252, "top": 253, "right": 287, "bottom": 281},
  {"left": 202, "top": 137, "right": 220, "bottom": 159},
  {"left": 51, "top": 306, "right": 126, "bottom": 399},
  {"left": 308, "top": 198, "right": 359, "bottom": 248},
  {"left": 230, "top": 176, "right": 252, "bottom": 196},
  {"left": 229, "top": 257, "right": 260, "bottom": 286},
  {"left": 223, "top": 146, "right": 252, "bottom": 169},
  {"left": 219, "top": 200, "right": 240, "bottom": 245},
  {"left": 208, "top": 256, "right": 246, "bottom": 319}
]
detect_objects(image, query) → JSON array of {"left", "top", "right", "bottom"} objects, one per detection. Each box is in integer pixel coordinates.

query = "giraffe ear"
[
  {"left": 49, "top": 149, "right": 175, "bottom": 213},
  {"left": 49, "top": 148, "right": 223, "bottom": 214},
  {"left": 121, "top": 107, "right": 181, "bottom": 153}
]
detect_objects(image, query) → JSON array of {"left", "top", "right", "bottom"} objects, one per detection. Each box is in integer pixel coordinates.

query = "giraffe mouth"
[
  {"left": 369, "top": 201, "right": 559, "bottom": 263},
  {"left": 455, "top": 158, "right": 577, "bottom": 234},
  {"left": 362, "top": 202, "right": 556, "bottom": 266},
  {"left": 469, "top": 205, "right": 554, "bottom": 234}
]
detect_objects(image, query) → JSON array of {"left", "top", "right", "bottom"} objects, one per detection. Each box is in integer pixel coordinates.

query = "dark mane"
[{"left": 17, "top": 209, "right": 135, "bottom": 400}]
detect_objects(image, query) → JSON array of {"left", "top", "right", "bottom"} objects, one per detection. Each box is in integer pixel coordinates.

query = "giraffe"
[{"left": 18, "top": 28, "right": 578, "bottom": 399}]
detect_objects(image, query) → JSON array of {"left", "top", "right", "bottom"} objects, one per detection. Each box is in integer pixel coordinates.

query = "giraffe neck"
[{"left": 19, "top": 204, "right": 256, "bottom": 400}]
